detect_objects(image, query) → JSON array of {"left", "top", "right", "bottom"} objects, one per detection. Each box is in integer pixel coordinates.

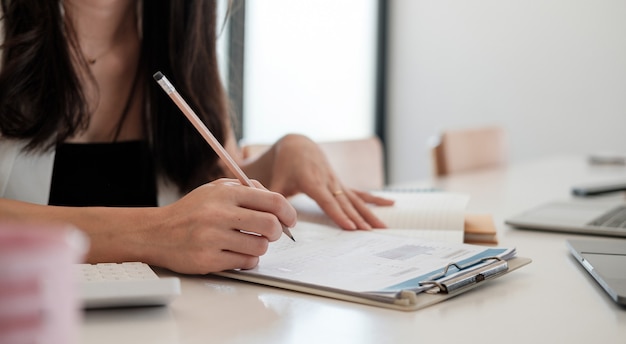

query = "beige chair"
[
  {"left": 241, "top": 136, "right": 385, "bottom": 190},
  {"left": 429, "top": 126, "right": 507, "bottom": 177}
]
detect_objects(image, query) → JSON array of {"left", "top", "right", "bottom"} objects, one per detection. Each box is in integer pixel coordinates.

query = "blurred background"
[{"left": 217, "top": 0, "right": 626, "bottom": 184}]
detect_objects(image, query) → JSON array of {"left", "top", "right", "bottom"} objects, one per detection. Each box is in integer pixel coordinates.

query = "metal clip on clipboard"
[{"left": 419, "top": 257, "right": 509, "bottom": 294}]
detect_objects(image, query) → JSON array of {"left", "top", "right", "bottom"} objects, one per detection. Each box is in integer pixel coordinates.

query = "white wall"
[{"left": 387, "top": 0, "right": 626, "bottom": 183}]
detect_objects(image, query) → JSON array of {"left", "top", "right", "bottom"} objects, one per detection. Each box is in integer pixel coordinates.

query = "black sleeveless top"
[{"left": 48, "top": 141, "right": 158, "bottom": 207}]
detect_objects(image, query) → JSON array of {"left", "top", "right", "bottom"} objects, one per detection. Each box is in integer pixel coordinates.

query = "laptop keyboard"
[{"left": 587, "top": 206, "right": 626, "bottom": 228}]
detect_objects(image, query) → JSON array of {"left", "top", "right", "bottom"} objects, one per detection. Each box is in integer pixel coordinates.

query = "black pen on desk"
[{"left": 153, "top": 71, "right": 295, "bottom": 242}]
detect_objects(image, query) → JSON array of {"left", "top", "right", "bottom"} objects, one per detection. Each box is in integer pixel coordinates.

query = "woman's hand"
[
  {"left": 144, "top": 179, "right": 297, "bottom": 274},
  {"left": 243, "top": 134, "right": 394, "bottom": 231}
]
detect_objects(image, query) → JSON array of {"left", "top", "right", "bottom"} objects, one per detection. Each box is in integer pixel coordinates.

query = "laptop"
[
  {"left": 566, "top": 238, "right": 626, "bottom": 305},
  {"left": 505, "top": 199, "right": 626, "bottom": 237}
]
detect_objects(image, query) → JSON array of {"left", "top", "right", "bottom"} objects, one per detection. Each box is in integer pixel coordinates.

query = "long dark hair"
[{"left": 0, "top": 0, "right": 229, "bottom": 193}]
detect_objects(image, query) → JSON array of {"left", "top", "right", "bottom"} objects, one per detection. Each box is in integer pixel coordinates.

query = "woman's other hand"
[{"left": 257, "top": 134, "right": 394, "bottom": 230}]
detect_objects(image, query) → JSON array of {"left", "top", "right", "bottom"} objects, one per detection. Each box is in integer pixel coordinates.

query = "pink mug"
[{"left": 0, "top": 222, "right": 88, "bottom": 344}]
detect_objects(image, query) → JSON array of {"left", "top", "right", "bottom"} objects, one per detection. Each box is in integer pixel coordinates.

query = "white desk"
[{"left": 81, "top": 155, "right": 626, "bottom": 344}]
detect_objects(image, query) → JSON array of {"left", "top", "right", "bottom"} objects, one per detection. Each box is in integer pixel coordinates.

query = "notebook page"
[
  {"left": 289, "top": 192, "right": 469, "bottom": 243},
  {"left": 369, "top": 191, "right": 469, "bottom": 229}
]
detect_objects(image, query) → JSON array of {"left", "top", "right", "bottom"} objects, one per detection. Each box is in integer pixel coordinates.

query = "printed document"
[{"left": 245, "top": 222, "right": 515, "bottom": 295}]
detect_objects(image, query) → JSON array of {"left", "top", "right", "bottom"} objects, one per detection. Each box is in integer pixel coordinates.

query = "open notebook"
[
  {"left": 290, "top": 191, "right": 469, "bottom": 242},
  {"left": 289, "top": 191, "right": 497, "bottom": 244}
]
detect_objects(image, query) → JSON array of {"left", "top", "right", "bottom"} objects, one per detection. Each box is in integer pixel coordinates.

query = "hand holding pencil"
[{"left": 153, "top": 71, "right": 295, "bottom": 241}]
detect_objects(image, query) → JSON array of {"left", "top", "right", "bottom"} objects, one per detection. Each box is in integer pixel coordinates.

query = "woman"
[{"left": 0, "top": 0, "right": 393, "bottom": 274}]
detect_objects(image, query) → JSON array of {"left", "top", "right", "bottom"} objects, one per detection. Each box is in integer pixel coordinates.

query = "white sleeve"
[
  {"left": 157, "top": 175, "right": 182, "bottom": 207},
  {"left": 0, "top": 138, "right": 55, "bottom": 205}
]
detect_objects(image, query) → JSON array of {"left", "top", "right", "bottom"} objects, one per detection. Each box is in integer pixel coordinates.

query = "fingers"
[
  {"left": 148, "top": 218, "right": 270, "bottom": 275},
  {"left": 219, "top": 231, "right": 269, "bottom": 264},
  {"left": 235, "top": 186, "right": 298, "bottom": 229},
  {"left": 332, "top": 190, "right": 371, "bottom": 230},
  {"left": 212, "top": 178, "right": 297, "bottom": 229},
  {"left": 342, "top": 190, "right": 390, "bottom": 229},
  {"left": 315, "top": 187, "right": 393, "bottom": 230},
  {"left": 190, "top": 234, "right": 265, "bottom": 273},
  {"left": 225, "top": 206, "right": 285, "bottom": 242},
  {"left": 216, "top": 251, "right": 260, "bottom": 271},
  {"left": 156, "top": 179, "right": 298, "bottom": 274},
  {"left": 352, "top": 190, "right": 396, "bottom": 206}
]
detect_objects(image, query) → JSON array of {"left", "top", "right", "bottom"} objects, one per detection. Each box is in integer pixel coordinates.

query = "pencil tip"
[
  {"left": 153, "top": 71, "right": 163, "bottom": 81},
  {"left": 283, "top": 227, "right": 296, "bottom": 242}
]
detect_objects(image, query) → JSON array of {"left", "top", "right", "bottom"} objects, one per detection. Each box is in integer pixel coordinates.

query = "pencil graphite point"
[{"left": 285, "top": 229, "right": 295, "bottom": 242}]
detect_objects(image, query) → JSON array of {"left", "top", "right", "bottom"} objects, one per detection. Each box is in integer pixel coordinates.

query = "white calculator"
[{"left": 76, "top": 262, "right": 181, "bottom": 309}]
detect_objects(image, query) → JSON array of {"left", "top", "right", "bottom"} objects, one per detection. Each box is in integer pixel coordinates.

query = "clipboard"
[
  {"left": 216, "top": 256, "right": 530, "bottom": 311},
  {"left": 213, "top": 223, "right": 532, "bottom": 312}
]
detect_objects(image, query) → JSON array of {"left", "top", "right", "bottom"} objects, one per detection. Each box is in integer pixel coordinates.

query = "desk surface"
[{"left": 81, "top": 156, "right": 626, "bottom": 344}]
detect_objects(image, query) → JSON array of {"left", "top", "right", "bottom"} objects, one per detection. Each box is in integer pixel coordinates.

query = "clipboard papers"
[{"left": 214, "top": 222, "right": 531, "bottom": 311}]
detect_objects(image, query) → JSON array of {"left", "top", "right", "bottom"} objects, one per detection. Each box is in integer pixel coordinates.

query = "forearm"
[
  {"left": 239, "top": 144, "right": 275, "bottom": 186},
  {"left": 0, "top": 179, "right": 299, "bottom": 275},
  {"left": 238, "top": 134, "right": 306, "bottom": 186},
  {"left": 0, "top": 198, "right": 161, "bottom": 264}
]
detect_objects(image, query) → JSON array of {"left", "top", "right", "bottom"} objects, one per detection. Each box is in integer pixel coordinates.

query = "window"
[{"left": 238, "top": 0, "right": 380, "bottom": 144}]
